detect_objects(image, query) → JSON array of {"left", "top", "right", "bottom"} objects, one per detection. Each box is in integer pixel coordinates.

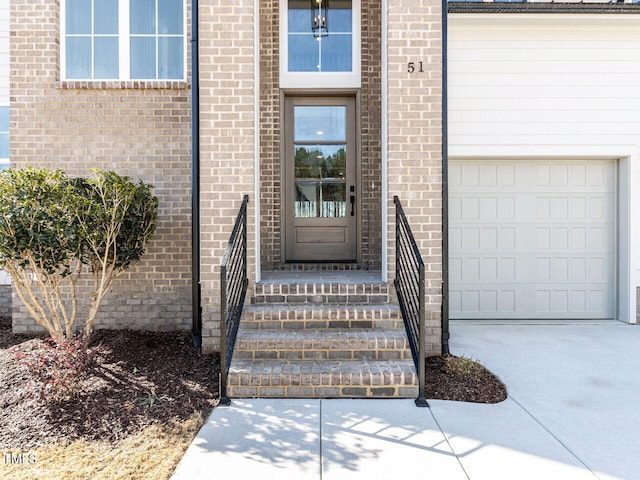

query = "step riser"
[
  {"left": 227, "top": 362, "right": 418, "bottom": 399},
  {"left": 242, "top": 306, "right": 404, "bottom": 330},
  {"left": 253, "top": 294, "right": 389, "bottom": 305},
  {"left": 234, "top": 334, "right": 412, "bottom": 361},
  {"left": 234, "top": 350, "right": 412, "bottom": 361},
  {"left": 254, "top": 283, "right": 391, "bottom": 305},
  {"left": 226, "top": 385, "right": 418, "bottom": 398}
]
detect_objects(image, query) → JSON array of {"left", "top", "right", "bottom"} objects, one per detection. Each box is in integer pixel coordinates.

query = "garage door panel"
[{"left": 450, "top": 159, "right": 615, "bottom": 319}]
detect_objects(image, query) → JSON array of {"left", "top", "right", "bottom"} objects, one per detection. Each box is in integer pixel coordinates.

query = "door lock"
[{"left": 349, "top": 186, "right": 355, "bottom": 216}]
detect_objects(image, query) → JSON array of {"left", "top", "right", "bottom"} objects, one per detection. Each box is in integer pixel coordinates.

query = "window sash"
[
  {"left": 280, "top": 0, "right": 361, "bottom": 89},
  {"left": 61, "top": 0, "right": 186, "bottom": 81}
]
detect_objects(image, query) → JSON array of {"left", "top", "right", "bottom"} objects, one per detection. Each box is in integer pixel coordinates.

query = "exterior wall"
[
  {"left": 199, "top": 0, "right": 257, "bottom": 353},
  {"left": 388, "top": 0, "right": 444, "bottom": 354},
  {"left": 10, "top": 0, "right": 192, "bottom": 332},
  {"left": 448, "top": 13, "right": 640, "bottom": 322},
  {"left": 0, "top": 1, "right": 10, "bottom": 315},
  {"left": 259, "top": 0, "right": 383, "bottom": 271}
]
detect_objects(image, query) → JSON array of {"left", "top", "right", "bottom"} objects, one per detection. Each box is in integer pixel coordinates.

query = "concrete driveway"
[
  {"left": 172, "top": 322, "right": 640, "bottom": 480},
  {"left": 442, "top": 321, "right": 640, "bottom": 480}
]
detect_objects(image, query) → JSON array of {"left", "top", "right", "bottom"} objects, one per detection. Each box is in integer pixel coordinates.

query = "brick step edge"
[
  {"left": 233, "top": 329, "right": 412, "bottom": 361},
  {"left": 241, "top": 304, "right": 404, "bottom": 330},
  {"left": 227, "top": 360, "right": 418, "bottom": 398}
]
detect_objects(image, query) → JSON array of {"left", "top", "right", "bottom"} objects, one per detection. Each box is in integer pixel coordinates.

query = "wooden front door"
[{"left": 284, "top": 96, "right": 358, "bottom": 262}]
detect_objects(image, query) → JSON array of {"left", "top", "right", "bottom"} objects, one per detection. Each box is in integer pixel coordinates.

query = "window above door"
[{"left": 280, "top": 0, "right": 361, "bottom": 89}]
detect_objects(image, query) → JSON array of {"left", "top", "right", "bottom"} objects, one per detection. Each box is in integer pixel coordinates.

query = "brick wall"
[
  {"left": 0, "top": 285, "right": 10, "bottom": 318},
  {"left": 10, "top": 0, "right": 192, "bottom": 333},
  {"left": 198, "top": 0, "right": 257, "bottom": 353},
  {"left": 387, "top": 0, "right": 443, "bottom": 355}
]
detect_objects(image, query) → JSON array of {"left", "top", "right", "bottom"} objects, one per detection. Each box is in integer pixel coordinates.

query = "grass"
[{"left": 1, "top": 413, "right": 204, "bottom": 480}]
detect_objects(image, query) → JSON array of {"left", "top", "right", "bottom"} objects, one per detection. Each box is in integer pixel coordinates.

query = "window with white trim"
[
  {"left": 280, "top": 0, "right": 361, "bottom": 89},
  {"left": 0, "top": 106, "right": 8, "bottom": 171},
  {"left": 62, "top": 0, "right": 185, "bottom": 81}
]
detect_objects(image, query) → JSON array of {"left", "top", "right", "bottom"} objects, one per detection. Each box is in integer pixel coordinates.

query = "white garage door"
[{"left": 449, "top": 159, "right": 615, "bottom": 319}]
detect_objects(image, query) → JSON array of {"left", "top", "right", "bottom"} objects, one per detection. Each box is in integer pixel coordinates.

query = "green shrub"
[{"left": 0, "top": 168, "right": 158, "bottom": 342}]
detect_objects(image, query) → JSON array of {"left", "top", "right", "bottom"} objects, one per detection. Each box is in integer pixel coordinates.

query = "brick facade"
[
  {"left": 10, "top": 0, "right": 193, "bottom": 333},
  {"left": 0, "top": 285, "right": 10, "bottom": 318},
  {"left": 387, "top": 0, "right": 443, "bottom": 354},
  {"left": 9, "top": 0, "right": 444, "bottom": 356},
  {"left": 198, "top": 0, "right": 257, "bottom": 353}
]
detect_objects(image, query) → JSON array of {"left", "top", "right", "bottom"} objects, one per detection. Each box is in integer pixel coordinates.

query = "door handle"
[{"left": 349, "top": 186, "right": 355, "bottom": 216}]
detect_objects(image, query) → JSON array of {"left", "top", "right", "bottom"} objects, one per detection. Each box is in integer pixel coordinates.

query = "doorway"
[{"left": 284, "top": 96, "right": 358, "bottom": 262}]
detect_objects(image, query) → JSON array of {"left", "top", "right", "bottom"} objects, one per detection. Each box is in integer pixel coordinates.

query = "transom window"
[
  {"left": 61, "top": 0, "right": 185, "bottom": 81},
  {"left": 280, "top": 0, "right": 361, "bottom": 88}
]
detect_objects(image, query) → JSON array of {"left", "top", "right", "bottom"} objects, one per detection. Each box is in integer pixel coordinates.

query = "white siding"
[{"left": 449, "top": 14, "right": 640, "bottom": 322}]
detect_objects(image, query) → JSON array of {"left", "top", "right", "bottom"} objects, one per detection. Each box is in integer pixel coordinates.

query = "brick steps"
[
  {"left": 226, "top": 360, "right": 418, "bottom": 398},
  {"left": 233, "top": 329, "right": 412, "bottom": 361},
  {"left": 253, "top": 281, "right": 390, "bottom": 305},
  {"left": 227, "top": 272, "right": 417, "bottom": 399},
  {"left": 241, "top": 304, "right": 403, "bottom": 330}
]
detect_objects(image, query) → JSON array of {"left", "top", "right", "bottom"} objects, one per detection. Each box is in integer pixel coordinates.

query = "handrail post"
[
  {"left": 416, "top": 263, "right": 428, "bottom": 407},
  {"left": 219, "top": 264, "right": 230, "bottom": 406},
  {"left": 242, "top": 195, "right": 248, "bottom": 292}
]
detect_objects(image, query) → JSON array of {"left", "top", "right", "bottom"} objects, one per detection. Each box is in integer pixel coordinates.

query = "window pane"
[
  {"left": 130, "top": 0, "right": 156, "bottom": 34},
  {"left": 330, "top": 6, "right": 352, "bottom": 32},
  {"left": 0, "top": 107, "right": 9, "bottom": 132},
  {"left": 321, "top": 34, "right": 352, "bottom": 72},
  {"left": 130, "top": 37, "right": 156, "bottom": 78},
  {"left": 94, "top": 37, "right": 119, "bottom": 78},
  {"left": 295, "top": 145, "right": 346, "bottom": 179},
  {"left": 288, "top": 34, "right": 319, "bottom": 72},
  {"left": 158, "top": 37, "right": 183, "bottom": 79},
  {"left": 66, "top": 37, "right": 92, "bottom": 78},
  {"left": 158, "top": 0, "right": 183, "bottom": 34},
  {"left": 294, "top": 182, "right": 346, "bottom": 218},
  {"left": 288, "top": 3, "right": 309, "bottom": 33},
  {"left": 66, "top": 0, "right": 92, "bottom": 34},
  {"left": 294, "top": 106, "right": 346, "bottom": 142},
  {"left": 94, "top": 0, "right": 119, "bottom": 34},
  {"left": 0, "top": 133, "right": 9, "bottom": 159}
]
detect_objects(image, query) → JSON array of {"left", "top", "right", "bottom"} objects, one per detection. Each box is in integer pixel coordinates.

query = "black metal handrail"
[
  {"left": 219, "top": 194, "right": 249, "bottom": 406},
  {"left": 393, "top": 196, "right": 428, "bottom": 407}
]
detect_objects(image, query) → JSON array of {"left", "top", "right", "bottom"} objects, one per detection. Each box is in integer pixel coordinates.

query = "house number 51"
[{"left": 407, "top": 61, "right": 424, "bottom": 73}]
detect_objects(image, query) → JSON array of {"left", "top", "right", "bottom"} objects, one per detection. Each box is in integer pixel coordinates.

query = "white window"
[
  {"left": 280, "top": 0, "right": 361, "bottom": 89},
  {"left": 61, "top": 0, "right": 185, "bottom": 81},
  {"left": 0, "top": 106, "right": 8, "bottom": 170}
]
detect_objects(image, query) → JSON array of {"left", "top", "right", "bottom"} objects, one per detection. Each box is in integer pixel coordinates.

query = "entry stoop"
[{"left": 226, "top": 272, "right": 419, "bottom": 399}]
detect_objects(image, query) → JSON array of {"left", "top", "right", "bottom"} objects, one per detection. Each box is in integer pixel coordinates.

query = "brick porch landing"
[{"left": 226, "top": 272, "right": 419, "bottom": 398}]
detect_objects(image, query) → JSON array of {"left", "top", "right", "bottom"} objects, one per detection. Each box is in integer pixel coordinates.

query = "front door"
[{"left": 284, "top": 96, "right": 358, "bottom": 262}]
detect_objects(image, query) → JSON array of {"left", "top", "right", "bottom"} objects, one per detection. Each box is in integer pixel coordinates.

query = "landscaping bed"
[{"left": 0, "top": 315, "right": 505, "bottom": 479}]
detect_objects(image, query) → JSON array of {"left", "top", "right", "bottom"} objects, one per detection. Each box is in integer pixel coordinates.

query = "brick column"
[
  {"left": 199, "top": 1, "right": 257, "bottom": 353},
  {"left": 387, "top": 0, "right": 443, "bottom": 355}
]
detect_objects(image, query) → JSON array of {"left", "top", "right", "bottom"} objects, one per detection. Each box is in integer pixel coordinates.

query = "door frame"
[{"left": 280, "top": 91, "right": 362, "bottom": 264}]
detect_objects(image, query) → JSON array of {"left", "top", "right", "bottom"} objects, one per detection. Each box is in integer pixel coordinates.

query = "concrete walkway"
[{"left": 171, "top": 323, "right": 640, "bottom": 480}]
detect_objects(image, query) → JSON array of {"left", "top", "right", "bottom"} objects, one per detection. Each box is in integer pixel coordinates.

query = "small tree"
[{"left": 0, "top": 168, "right": 158, "bottom": 342}]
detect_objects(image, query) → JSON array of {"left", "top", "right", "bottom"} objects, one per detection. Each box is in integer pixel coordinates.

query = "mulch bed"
[
  {"left": 0, "top": 315, "right": 506, "bottom": 450},
  {"left": 0, "top": 316, "right": 219, "bottom": 450},
  {"left": 424, "top": 354, "right": 507, "bottom": 404}
]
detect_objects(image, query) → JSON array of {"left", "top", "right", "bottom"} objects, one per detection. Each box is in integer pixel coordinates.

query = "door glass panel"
[
  {"left": 293, "top": 106, "right": 348, "bottom": 219},
  {"left": 295, "top": 145, "right": 346, "bottom": 179},
  {"left": 294, "top": 106, "right": 346, "bottom": 142},
  {"left": 295, "top": 182, "right": 346, "bottom": 218}
]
